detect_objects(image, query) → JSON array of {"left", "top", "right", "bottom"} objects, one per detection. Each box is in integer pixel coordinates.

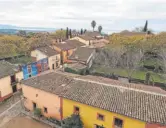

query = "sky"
[{"left": 0, "top": 0, "right": 166, "bottom": 33}]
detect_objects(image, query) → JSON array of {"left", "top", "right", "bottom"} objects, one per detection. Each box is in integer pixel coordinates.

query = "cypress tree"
[
  {"left": 84, "top": 29, "right": 87, "bottom": 34},
  {"left": 66, "top": 27, "right": 69, "bottom": 39},
  {"left": 69, "top": 29, "right": 72, "bottom": 38},
  {"left": 81, "top": 29, "right": 83, "bottom": 35},
  {"left": 143, "top": 20, "right": 148, "bottom": 32}
]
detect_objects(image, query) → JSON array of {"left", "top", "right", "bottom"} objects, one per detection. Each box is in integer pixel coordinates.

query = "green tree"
[
  {"left": 80, "top": 29, "right": 83, "bottom": 35},
  {"left": 91, "top": 20, "right": 96, "bottom": 32},
  {"left": 69, "top": 29, "right": 72, "bottom": 38},
  {"left": 98, "top": 25, "right": 102, "bottom": 34},
  {"left": 84, "top": 29, "right": 87, "bottom": 33},
  {"left": 134, "top": 27, "right": 144, "bottom": 32},
  {"left": 66, "top": 27, "right": 69, "bottom": 39},
  {"left": 143, "top": 20, "right": 148, "bottom": 32},
  {"left": 61, "top": 114, "right": 83, "bottom": 128},
  {"left": 17, "top": 30, "right": 26, "bottom": 37},
  {"left": 27, "top": 32, "right": 35, "bottom": 38},
  {"left": 51, "top": 29, "right": 66, "bottom": 39}
]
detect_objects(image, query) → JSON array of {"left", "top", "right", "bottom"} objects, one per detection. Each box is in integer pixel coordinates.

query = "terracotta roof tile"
[
  {"left": 54, "top": 42, "right": 76, "bottom": 51},
  {"left": 78, "top": 35, "right": 94, "bottom": 41},
  {"left": 37, "top": 46, "right": 59, "bottom": 57},
  {"left": 65, "top": 40, "right": 85, "bottom": 47},
  {"left": 69, "top": 47, "right": 95, "bottom": 62},
  {"left": 22, "top": 72, "right": 166, "bottom": 125},
  {"left": 0, "top": 60, "right": 19, "bottom": 78}
]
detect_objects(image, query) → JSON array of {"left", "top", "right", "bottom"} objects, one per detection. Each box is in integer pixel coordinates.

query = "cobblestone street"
[
  {"left": 0, "top": 93, "right": 23, "bottom": 127},
  {"left": 0, "top": 93, "right": 22, "bottom": 114},
  {"left": 0, "top": 93, "right": 52, "bottom": 128}
]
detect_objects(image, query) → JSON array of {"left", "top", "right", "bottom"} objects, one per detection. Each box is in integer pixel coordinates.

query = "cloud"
[{"left": 0, "top": 0, "right": 166, "bottom": 32}]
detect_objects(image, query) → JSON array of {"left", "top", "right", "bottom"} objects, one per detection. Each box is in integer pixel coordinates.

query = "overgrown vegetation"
[
  {"left": 61, "top": 114, "right": 83, "bottom": 128},
  {"left": 93, "top": 32, "right": 166, "bottom": 84},
  {"left": 34, "top": 108, "right": 42, "bottom": 117},
  {"left": 64, "top": 67, "right": 88, "bottom": 75}
]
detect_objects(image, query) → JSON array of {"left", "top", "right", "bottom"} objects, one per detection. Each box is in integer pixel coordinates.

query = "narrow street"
[{"left": 0, "top": 93, "right": 23, "bottom": 127}]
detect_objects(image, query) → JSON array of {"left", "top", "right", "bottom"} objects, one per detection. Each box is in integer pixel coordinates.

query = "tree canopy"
[
  {"left": 98, "top": 25, "right": 102, "bottom": 34},
  {"left": 91, "top": 20, "right": 96, "bottom": 31}
]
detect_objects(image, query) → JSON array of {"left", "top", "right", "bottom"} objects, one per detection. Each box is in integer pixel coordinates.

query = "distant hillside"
[
  {"left": 0, "top": 24, "right": 17, "bottom": 29},
  {"left": 0, "top": 29, "right": 18, "bottom": 35},
  {"left": 0, "top": 24, "right": 57, "bottom": 35}
]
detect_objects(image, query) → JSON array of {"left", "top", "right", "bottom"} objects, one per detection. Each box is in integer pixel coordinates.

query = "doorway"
[
  {"left": 10, "top": 75, "right": 16, "bottom": 84},
  {"left": 12, "top": 85, "right": 17, "bottom": 93},
  {"left": 33, "top": 102, "right": 37, "bottom": 110}
]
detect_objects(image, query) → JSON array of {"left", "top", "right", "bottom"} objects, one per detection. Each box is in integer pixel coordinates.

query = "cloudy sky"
[{"left": 0, "top": 0, "right": 166, "bottom": 33}]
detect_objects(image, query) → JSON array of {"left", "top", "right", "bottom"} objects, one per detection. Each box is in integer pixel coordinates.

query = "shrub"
[
  {"left": 64, "top": 67, "right": 78, "bottom": 74},
  {"left": 61, "top": 114, "right": 83, "bottom": 128},
  {"left": 145, "top": 72, "right": 151, "bottom": 85},
  {"left": 34, "top": 108, "right": 42, "bottom": 117},
  {"left": 64, "top": 67, "right": 88, "bottom": 75}
]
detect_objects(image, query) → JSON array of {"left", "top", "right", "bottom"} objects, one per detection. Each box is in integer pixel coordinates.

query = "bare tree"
[
  {"left": 158, "top": 47, "right": 166, "bottom": 80},
  {"left": 120, "top": 44, "right": 144, "bottom": 80},
  {"left": 93, "top": 49, "right": 110, "bottom": 67},
  {"left": 105, "top": 46, "right": 125, "bottom": 69},
  {"left": 93, "top": 46, "right": 125, "bottom": 69}
]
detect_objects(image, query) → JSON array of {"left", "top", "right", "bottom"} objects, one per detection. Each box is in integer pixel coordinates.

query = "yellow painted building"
[
  {"left": 63, "top": 98, "right": 145, "bottom": 128},
  {"left": 0, "top": 61, "right": 23, "bottom": 101},
  {"left": 21, "top": 72, "right": 166, "bottom": 128},
  {"left": 52, "top": 44, "right": 75, "bottom": 64}
]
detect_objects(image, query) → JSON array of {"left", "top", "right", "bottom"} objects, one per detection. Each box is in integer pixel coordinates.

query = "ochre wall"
[
  {"left": 52, "top": 45, "right": 74, "bottom": 63},
  {"left": 64, "top": 49, "right": 74, "bottom": 63},
  {"left": 48, "top": 54, "right": 61, "bottom": 70},
  {"left": 0, "top": 76, "right": 13, "bottom": 98},
  {"left": 63, "top": 98, "right": 146, "bottom": 128},
  {"left": 0, "top": 71, "right": 23, "bottom": 101},
  {"left": 22, "top": 85, "right": 62, "bottom": 120}
]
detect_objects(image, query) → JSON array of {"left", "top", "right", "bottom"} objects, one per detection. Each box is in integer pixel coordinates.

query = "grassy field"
[{"left": 92, "top": 66, "right": 166, "bottom": 83}]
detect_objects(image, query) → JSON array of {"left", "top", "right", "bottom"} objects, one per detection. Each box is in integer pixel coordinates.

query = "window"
[
  {"left": 114, "top": 118, "right": 123, "bottom": 128},
  {"left": 44, "top": 107, "right": 48, "bottom": 113},
  {"left": 56, "top": 56, "right": 58, "bottom": 60},
  {"left": 56, "top": 62, "right": 59, "bottom": 67},
  {"left": 95, "top": 124, "right": 104, "bottom": 128},
  {"left": 97, "top": 113, "right": 104, "bottom": 121},
  {"left": 74, "top": 106, "right": 80, "bottom": 114}
]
